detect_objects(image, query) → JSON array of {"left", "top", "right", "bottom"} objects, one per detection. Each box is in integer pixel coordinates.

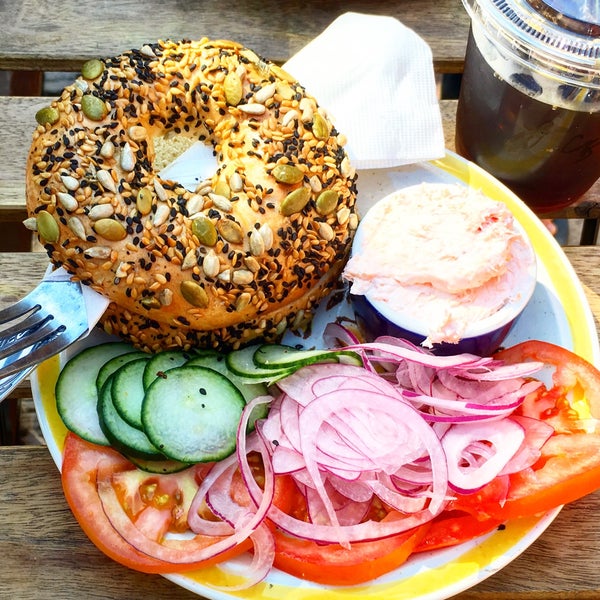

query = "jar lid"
[{"left": 463, "top": 0, "right": 600, "bottom": 76}]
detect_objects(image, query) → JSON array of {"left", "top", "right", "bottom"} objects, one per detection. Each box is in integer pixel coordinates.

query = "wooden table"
[{"left": 2, "top": 1, "right": 600, "bottom": 598}]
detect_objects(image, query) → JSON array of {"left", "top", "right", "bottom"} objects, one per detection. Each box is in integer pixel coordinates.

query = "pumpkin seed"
[
  {"left": 180, "top": 281, "right": 209, "bottom": 308},
  {"left": 56, "top": 192, "right": 77, "bottom": 212},
  {"left": 81, "top": 58, "right": 104, "bottom": 80},
  {"left": 315, "top": 190, "right": 339, "bottom": 216},
  {"left": 217, "top": 219, "right": 243, "bottom": 244},
  {"left": 272, "top": 164, "right": 304, "bottom": 185},
  {"left": 136, "top": 188, "right": 152, "bottom": 215},
  {"left": 312, "top": 113, "right": 330, "bottom": 140},
  {"left": 36, "top": 210, "right": 60, "bottom": 243},
  {"left": 270, "top": 64, "right": 296, "bottom": 83},
  {"left": 94, "top": 218, "right": 127, "bottom": 241},
  {"left": 213, "top": 181, "right": 231, "bottom": 199},
  {"left": 35, "top": 106, "right": 59, "bottom": 126},
  {"left": 280, "top": 187, "right": 311, "bottom": 216},
  {"left": 81, "top": 94, "right": 108, "bottom": 121},
  {"left": 140, "top": 296, "right": 161, "bottom": 310},
  {"left": 224, "top": 71, "right": 243, "bottom": 106},
  {"left": 192, "top": 216, "right": 217, "bottom": 246}
]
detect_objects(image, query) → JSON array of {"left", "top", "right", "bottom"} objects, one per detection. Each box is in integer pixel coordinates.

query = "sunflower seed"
[
  {"left": 153, "top": 203, "right": 170, "bottom": 227},
  {"left": 254, "top": 82, "right": 276, "bottom": 104},
  {"left": 140, "top": 44, "right": 156, "bottom": 57},
  {"left": 120, "top": 142, "right": 135, "bottom": 172},
  {"left": 209, "top": 193, "right": 232, "bottom": 213},
  {"left": 249, "top": 229, "right": 265, "bottom": 256},
  {"left": 238, "top": 103, "right": 266, "bottom": 115},
  {"left": 68, "top": 216, "right": 86, "bottom": 240},
  {"left": 282, "top": 109, "right": 299, "bottom": 127},
  {"left": 60, "top": 175, "right": 80, "bottom": 191},
  {"left": 22, "top": 217, "right": 38, "bottom": 231},
  {"left": 154, "top": 178, "right": 167, "bottom": 201},
  {"left": 317, "top": 221, "right": 335, "bottom": 241},
  {"left": 181, "top": 249, "right": 199, "bottom": 270},
  {"left": 229, "top": 172, "right": 243, "bottom": 193},
  {"left": 258, "top": 223, "right": 273, "bottom": 250},
  {"left": 186, "top": 194, "right": 205, "bottom": 216},
  {"left": 100, "top": 141, "right": 115, "bottom": 158},
  {"left": 158, "top": 288, "right": 173, "bottom": 306},
  {"left": 84, "top": 246, "right": 112, "bottom": 259},
  {"left": 202, "top": 250, "right": 220, "bottom": 278},
  {"left": 232, "top": 269, "right": 254, "bottom": 285},
  {"left": 128, "top": 126, "right": 147, "bottom": 142},
  {"left": 88, "top": 203, "right": 114, "bottom": 220},
  {"left": 235, "top": 292, "right": 252, "bottom": 312},
  {"left": 97, "top": 169, "right": 117, "bottom": 193},
  {"left": 57, "top": 192, "right": 78, "bottom": 212}
]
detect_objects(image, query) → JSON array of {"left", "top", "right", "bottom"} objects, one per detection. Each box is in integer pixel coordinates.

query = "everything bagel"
[{"left": 26, "top": 38, "right": 358, "bottom": 351}]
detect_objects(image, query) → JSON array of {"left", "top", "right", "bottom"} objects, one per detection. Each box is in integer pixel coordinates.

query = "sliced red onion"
[{"left": 441, "top": 419, "right": 526, "bottom": 493}]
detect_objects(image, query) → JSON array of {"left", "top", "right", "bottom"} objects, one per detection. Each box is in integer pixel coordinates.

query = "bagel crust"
[{"left": 26, "top": 38, "right": 358, "bottom": 351}]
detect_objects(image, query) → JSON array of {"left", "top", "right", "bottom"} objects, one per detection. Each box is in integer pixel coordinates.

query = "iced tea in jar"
[{"left": 455, "top": 0, "right": 600, "bottom": 214}]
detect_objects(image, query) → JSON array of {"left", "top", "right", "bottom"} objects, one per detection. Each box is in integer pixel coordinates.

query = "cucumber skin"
[{"left": 55, "top": 342, "right": 133, "bottom": 446}]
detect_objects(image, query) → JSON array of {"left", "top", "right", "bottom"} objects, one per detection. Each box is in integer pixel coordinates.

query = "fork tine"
[
  {"left": 0, "top": 321, "right": 63, "bottom": 361},
  {"left": 0, "top": 312, "right": 52, "bottom": 352},
  {"left": 0, "top": 292, "right": 41, "bottom": 325},
  {"left": 0, "top": 325, "right": 85, "bottom": 381}
]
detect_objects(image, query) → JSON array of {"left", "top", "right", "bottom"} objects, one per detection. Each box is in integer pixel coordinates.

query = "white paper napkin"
[
  {"left": 283, "top": 12, "right": 445, "bottom": 169},
  {"left": 43, "top": 265, "right": 110, "bottom": 331}
]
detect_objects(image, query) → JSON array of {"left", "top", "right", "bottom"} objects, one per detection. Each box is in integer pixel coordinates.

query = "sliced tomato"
[
  {"left": 272, "top": 524, "right": 429, "bottom": 585},
  {"left": 61, "top": 432, "right": 250, "bottom": 573},
  {"left": 413, "top": 512, "right": 503, "bottom": 553},
  {"left": 477, "top": 340, "right": 600, "bottom": 520}
]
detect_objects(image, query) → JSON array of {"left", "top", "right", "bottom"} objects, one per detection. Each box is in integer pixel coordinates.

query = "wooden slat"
[{"left": 0, "top": 0, "right": 468, "bottom": 73}]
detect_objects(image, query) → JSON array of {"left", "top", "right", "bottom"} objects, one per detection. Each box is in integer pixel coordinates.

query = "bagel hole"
[{"left": 154, "top": 133, "right": 219, "bottom": 192}]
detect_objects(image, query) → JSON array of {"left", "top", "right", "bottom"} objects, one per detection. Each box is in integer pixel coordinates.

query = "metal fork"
[{"left": 0, "top": 280, "right": 88, "bottom": 402}]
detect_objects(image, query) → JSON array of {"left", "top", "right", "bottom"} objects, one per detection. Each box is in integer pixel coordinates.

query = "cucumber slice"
[
  {"left": 98, "top": 375, "right": 164, "bottom": 460},
  {"left": 125, "top": 455, "right": 191, "bottom": 474},
  {"left": 186, "top": 352, "right": 269, "bottom": 429},
  {"left": 56, "top": 342, "right": 133, "bottom": 445},
  {"left": 142, "top": 365, "right": 245, "bottom": 463},
  {"left": 111, "top": 357, "right": 150, "bottom": 430},
  {"left": 142, "top": 349, "right": 197, "bottom": 390},
  {"left": 96, "top": 350, "right": 147, "bottom": 394},
  {"left": 253, "top": 343, "right": 361, "bottom": 369},
  {"left": 225, "top": 345, "right": 294, "bottom": 381}
]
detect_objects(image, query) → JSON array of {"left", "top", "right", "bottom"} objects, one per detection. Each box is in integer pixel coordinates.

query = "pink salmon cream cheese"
[{"left": 343, "top": 182, "right": 537, "bottom": 347}]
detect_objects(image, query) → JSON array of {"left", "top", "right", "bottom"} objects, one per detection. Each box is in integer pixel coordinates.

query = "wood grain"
[
  {"left": 0, "top": 0, "right": 468, "bottom": 72},
  {"left": 0, "top": 445, "right": 599, "bottom": 599}
]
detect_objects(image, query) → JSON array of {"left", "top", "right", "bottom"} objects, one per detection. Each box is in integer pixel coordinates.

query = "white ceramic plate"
[{"left": 31, "top": 151, "right": 600, "bottom": 600}]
